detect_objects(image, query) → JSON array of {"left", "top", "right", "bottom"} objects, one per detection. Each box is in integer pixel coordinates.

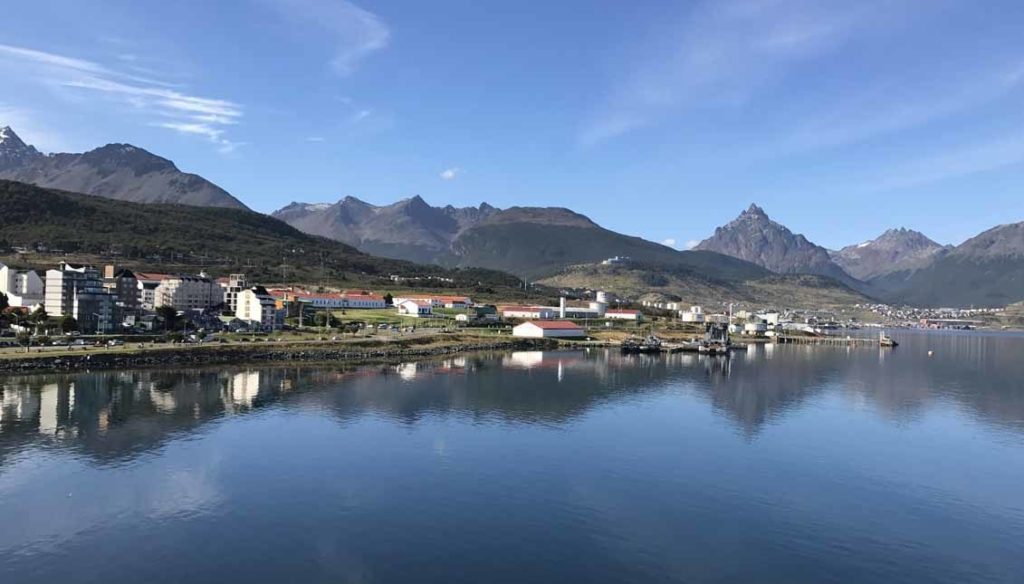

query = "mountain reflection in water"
[{"left": 2, "top": 331, "right": 1023, "bottom": 464}]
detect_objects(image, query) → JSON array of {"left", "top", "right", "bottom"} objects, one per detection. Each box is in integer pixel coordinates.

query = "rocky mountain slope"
[
  {"left": 694, "top": 205, "right": 854, "bottom": 284},
  {"left": 832, "top": 228, "right": 948, "bottom": 280},
  {"left": 274, "top": 196, "right": 767, "bottom": 281},
  {"left": 0, "top": 126, "right": 247, "bottom": 209},
  {"left": 871, "top": 222, "right": 1024, "bottom": 307}
]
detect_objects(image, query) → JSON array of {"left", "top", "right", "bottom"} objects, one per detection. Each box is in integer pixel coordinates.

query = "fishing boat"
[
  {"left": 621, "top": 334, "right": 663, "bottom": 354},
  {"left": 879, "top": 332, "right": 899, "bottom": 348}
]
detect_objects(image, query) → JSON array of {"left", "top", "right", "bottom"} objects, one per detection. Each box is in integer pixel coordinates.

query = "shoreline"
[{"left": 0, "top": 334, "right": 559, "bottom": 374}]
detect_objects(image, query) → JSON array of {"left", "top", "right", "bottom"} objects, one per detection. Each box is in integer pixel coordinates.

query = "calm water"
[{"left": 2, "top": 330, "right": 1023, "bottom": 584}]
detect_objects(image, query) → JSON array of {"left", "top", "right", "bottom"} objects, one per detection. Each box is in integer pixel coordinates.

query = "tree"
[
  {"left": 156, "top": 305, "right": 179, "bottom": 331},
  {"left": 28, "top": 306, "right": 47, "bottom": 324},
  {"left": 61, "top": 315, "right": 78, "bottom": 333},
  {"left": 0, "top": 292, "right": 8, "bottom": 313},
  {"left": 383, "top": 293, "right": 394, "bottom": 306}
]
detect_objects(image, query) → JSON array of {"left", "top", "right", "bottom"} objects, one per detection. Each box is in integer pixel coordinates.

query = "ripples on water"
[{"left": 1, "top": 330, "right": 1023, "bottom": 583}]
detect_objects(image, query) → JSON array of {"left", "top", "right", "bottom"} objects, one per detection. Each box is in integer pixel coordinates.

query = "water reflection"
[{"left": 2, "top": 332, "right": 1024, "bottom": 466}]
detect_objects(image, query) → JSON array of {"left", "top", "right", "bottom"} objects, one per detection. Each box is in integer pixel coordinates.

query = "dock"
[{"left": 775, "top": 334, "right": 890, "bottom": 347}]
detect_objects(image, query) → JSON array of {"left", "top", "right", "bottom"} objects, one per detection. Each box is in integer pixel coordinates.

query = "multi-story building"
[
  {"left": 102, "top": 266, "right": 140, "bottom": 319},
  {"left": 44, "top": 262, "right": 115, "bottom": 333},
  {"left": 134, "top": 272, "right": 173, "bottom": 310},
  {"left": 153, "top": 274, "right": 221, "bottom": 311},
  {"left": 219, "top": 273, "right": 248, "bottom": 314},
  {"left": 0, "top": 263, "right": 44, "bottom": 307},
  {"left": 237, "top": 286, "right": 284, "bottom": 330}
]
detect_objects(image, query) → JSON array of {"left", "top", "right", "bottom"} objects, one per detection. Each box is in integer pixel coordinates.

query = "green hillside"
[
  {"left": 539, "top": 261, "right": 870, "bottom": 309},
  {"left": 0, "top": 180, "right": 518, "bottom": 288}
]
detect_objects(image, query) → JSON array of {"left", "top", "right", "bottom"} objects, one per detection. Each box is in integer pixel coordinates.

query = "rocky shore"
[{"left": 0, "top": 337, "right": 559, "bottom": 374}]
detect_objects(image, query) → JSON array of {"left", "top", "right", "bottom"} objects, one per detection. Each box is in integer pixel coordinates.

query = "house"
[
  {"left": 744, "top": 321, "right": 768, "bottom": 335},
  {"left": 436, "top": 296, "right": 473, "bottom": 309},
  {"left": 237, "top": 286, "right": 285, "bottom": 330},
  {"left": 680, "top": 306, "right": 705, "bottom": 323},
  {"left": 512, "top": 320, "right": 586, "bottom": 338},
  {"left": 397, "top": 300, "right": 433, "bottom": 317},
  {"left": 605, "top": 309, "right": 642, "bottom": 322}
]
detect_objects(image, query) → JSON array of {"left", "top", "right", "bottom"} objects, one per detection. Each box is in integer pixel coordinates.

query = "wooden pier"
[{"left": 775, "top": 334, "right": 884, "bottom": 347}]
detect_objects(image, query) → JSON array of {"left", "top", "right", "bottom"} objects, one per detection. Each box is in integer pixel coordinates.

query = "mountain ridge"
[
  {"left": 272, "top": 196, "right": 768, "bottom": 281},
  {"left": 0, "top": 126, "right": 247, "bottom": 210}
]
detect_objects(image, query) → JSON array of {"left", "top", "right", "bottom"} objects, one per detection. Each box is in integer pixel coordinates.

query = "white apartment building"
[
  {"left": 43, "top": 262, "right": 115, "bottom": 333},
  {"left": 154, "top": 275, "right": 221, "bottom": 311},
  {"left": 0, "top": 263, "right": 44, "bottom": 307},
  {"left": 237, "top": 286, "right": 284, "bottom": 330}
]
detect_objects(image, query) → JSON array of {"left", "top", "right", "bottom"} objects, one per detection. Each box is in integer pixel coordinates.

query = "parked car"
[{"left": 107, "top": 339, "right": 124, "bottom": 347}]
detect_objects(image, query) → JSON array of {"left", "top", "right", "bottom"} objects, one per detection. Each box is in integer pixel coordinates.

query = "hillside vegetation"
[
  {"left": 539, "top": 261, "right": 870, "bottom": 309},
  {"left": 0, "top": 180, "right": 518, "bottom": 288}
]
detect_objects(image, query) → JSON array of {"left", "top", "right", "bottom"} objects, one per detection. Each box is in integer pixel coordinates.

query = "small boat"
[
  {"left": 621, "top": 334, "right": 663, "bottom": 354},
  {"left": 879, "top": 332, "right": 899, "bottom": 348}
]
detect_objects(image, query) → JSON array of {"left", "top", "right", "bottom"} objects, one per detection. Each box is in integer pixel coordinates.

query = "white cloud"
[
  {"left": 661, "top": 238, "right": 677, "bottom": 248},
  {"left": 684, "top": 240, "right": 700, "bottom": 250},
  {"left": 306, "top": 136, "right": 326, "bottom": 142},
  {"left": 0, "top": 43, "right": 242, "bottom": 152},
  {"left": 440, "top": 167, "right": 460, "bottom": 180},
  {"left": 260, "top": 0, "right": 390, "bottom": 76}
]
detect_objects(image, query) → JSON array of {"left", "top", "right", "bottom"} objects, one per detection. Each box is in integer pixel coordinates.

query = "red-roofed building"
[{"left": 513, "top": 320, "right": 586, "bottom": 338}]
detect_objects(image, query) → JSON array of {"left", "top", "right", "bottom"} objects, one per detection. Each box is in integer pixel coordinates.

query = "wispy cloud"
[
  {"left": 260, "top": 0, "right": 390, "bottom": 76},
  {"left": 684, "top": 240, "right": 700, "bottom": 250},
  {"left": 440, "top": 167, "right": 460, "bottom": 180},
  {"left": 0, "top": 43, "right": 242, "bottom": 152},
  {"left": 660, "top": 238, "right": 677, "bottom": 248},
  {"left": 580, "top": 0, "right": 914, "bottom": 146},
  {"left": 871, "top": 133, "right": 1024, "bottom": 191},
  {"left": 780, "top": 63, "right": 1024, "bottom": 152},
  {"left": 305, "top": 136, "right": 326, "bottom": 142}
]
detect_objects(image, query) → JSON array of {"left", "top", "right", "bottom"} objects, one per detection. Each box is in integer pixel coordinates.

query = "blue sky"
[{"left": 2, "top": 0, "right": 1023, "bottom": 249}]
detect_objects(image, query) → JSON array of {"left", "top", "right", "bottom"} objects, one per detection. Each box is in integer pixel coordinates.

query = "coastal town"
[{"left": 1, "top": 255, "right": 1014, "bottom": 363}]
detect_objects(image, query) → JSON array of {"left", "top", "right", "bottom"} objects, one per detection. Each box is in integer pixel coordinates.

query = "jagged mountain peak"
[
  {"left": 695, "top": 204, "right": 854, "bottom": 283},
  {"left": 743, "top": 203, "right": 768, "bottom": 218},
  {"left": 833, "top": 227, "right": 946, "bottom": 281},
  {"left": 0, "top": 125, "right": 43, "bottom": 172}
]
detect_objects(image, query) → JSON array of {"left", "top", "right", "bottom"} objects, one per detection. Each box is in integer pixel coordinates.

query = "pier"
[{"left": 775, "top": 334, "right": 888, "bottom": 347}]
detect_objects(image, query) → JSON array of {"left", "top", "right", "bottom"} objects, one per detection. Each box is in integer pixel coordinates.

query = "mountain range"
[
  {"left": 0, "top": 126, "right": 246, "bottom": 209},
  {"left": 2, "top": 125, "right": 1022, "bottom": 308},
  {"left": 272, "top": 195, "right": 765, "bottom": 282}
]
